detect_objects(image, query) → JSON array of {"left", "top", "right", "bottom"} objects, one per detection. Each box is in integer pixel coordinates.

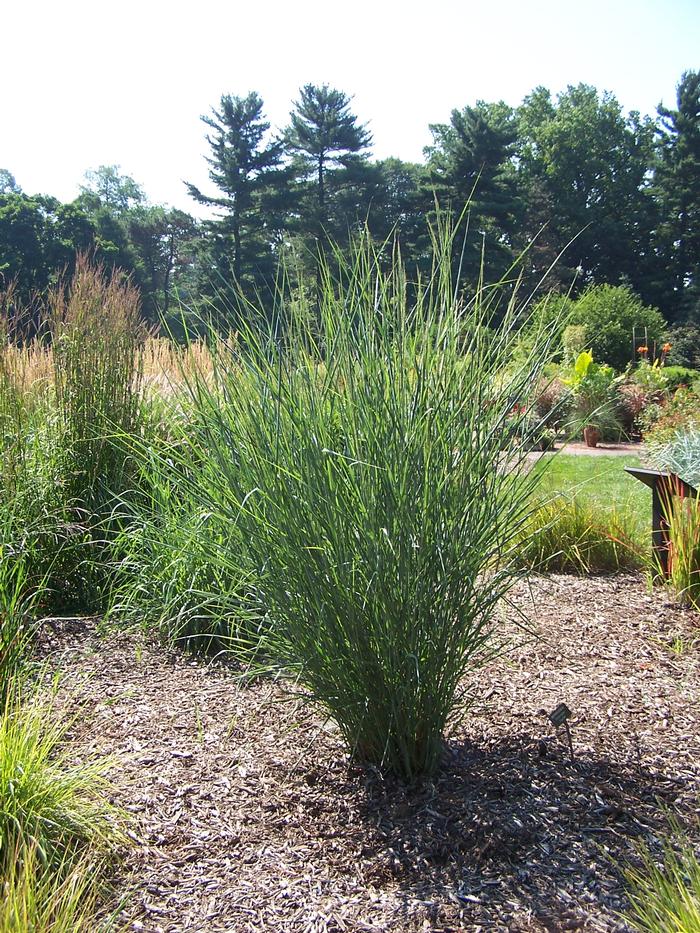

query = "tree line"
[{"left": 1, "top": 72, "right": 698, "bottom": 333}]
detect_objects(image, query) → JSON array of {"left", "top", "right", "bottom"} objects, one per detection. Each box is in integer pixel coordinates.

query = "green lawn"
[{"left": 532, "top": 453, "right": 650, "bottom": 549}]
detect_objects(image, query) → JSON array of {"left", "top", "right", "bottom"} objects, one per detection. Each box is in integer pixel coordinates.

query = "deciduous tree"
[{"left": 516, "top": 85, "right": 657, "bottom": 300}]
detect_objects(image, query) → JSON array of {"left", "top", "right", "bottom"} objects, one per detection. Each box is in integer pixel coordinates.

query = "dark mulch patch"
[{"left": 38, "top": 574, "right": 700, "bottom": 932}]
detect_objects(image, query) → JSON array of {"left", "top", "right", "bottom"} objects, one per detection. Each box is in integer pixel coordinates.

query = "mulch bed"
[{"left": 38, "top": 574, "right": 700, "bottom": 932}]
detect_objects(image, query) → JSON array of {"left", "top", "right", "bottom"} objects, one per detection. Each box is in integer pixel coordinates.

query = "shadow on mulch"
[{"left": 300, "top": 732, "right": 692, "bottom": 931}]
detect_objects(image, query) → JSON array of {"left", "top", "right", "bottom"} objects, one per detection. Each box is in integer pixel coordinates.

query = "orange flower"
[
  {"left": 662, "top": 342, "right": 672, "bottom": 353},
  {"left": 637, "top": 345, "right": 648, "bottom": 354}
]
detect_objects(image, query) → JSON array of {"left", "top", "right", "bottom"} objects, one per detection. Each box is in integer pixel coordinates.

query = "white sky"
[{"left": 2, "top": 0, "right": 698, "bottom": 214}]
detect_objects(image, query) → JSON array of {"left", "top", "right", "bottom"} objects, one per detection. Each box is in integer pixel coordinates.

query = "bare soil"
[
  {"left": 39, "top": 574, "right": 700, "bottom": 932},
  {"left": 555, "top": 441, "right": 644, "bottom": 458}
]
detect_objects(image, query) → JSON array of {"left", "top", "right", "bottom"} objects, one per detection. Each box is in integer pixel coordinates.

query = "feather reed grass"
[{"left": 50, "top": 256, "right": 145, "bottom": 520}]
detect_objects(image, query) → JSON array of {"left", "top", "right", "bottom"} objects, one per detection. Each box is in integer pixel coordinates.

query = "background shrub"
[
  {"left": 642, "top": 386, "right": 699, "bottom": 447},
  {"left": 525, "top": 284, "right": 667, "bottom": 372},
  {"left": 668, "top": 323, "right": 700, "bottom": 369},
  {"left": 569, "top": 285, "right": 667, "bottom": 372},
  {"left": 663, "top": 365, "right": 699, "bottom": 393}
]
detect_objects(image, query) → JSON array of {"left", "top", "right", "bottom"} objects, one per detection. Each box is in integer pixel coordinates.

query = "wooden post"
[
  {"left": 651, "top": 482, "right": 669, "bottom": 578},
  {"left": 625, "top": 467, "right": 698, "bottom": 581}
]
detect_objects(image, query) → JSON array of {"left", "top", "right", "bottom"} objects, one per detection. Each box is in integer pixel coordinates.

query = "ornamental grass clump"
[
  {"left": 0, "top": 689, "right": 124, "bottom": 874},
  {"left": 647, "top": 427, "right": 700, "bottom": 488},
  {"left": 170, "top": 234, "right": 560, "bottom": 779},
  {"left": 0, "top": 842, "right": 106, "bottom": 933},
  {"left": 50, "top": 256, "right": 145, "bottom": 521},
  {"left": 516, "top": 496, "right": 642, "bottom": 574},
  {"left": 663, "top": 487, "right": 700, "bottom": 613},
  {"left": 108, "top": 434, "right": 259, "bottom": 653}
]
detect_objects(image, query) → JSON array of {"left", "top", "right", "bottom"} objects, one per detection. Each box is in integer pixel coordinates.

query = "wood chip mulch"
[{"left": 37, "top": 574, "right": 700, "bottom": 932}]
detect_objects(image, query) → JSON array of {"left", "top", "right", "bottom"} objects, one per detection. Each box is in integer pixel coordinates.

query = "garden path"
[{"left": 40, "top": 575, "right": 700, "bottom": 932}]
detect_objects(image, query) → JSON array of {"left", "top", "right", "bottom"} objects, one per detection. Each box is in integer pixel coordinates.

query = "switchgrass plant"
[
  {"left": 0, "top": 687, "right": 125, "bottom": 874},
  {"left": 516, "top": 495, "right": 643, "bottom": 574},
  {"left": 0, "top": 307, "right": 57, "bottom": 613},
  {"left": 109, "top": 436, "right": 260, "bottom": 652},
  {"left": 624, "top": 824, "right": 700, "bottom": 932},
  {"left": 153, "top": 233, "right": 562, "bottom": 779}
]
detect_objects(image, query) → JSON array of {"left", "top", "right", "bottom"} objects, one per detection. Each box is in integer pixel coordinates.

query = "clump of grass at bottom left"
[
  {"left": 0, "top": 686, "right": 125, "bottom": 872},
  {"left": 0, "top": 842, "right": 110, "bottom": 933}
]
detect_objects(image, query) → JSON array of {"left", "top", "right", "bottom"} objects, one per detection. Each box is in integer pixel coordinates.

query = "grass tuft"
[
  {"left": 664, "top": 489, "right": 700, "bottom": 612},
  {"left": 0, "top": 842, "right": 108, "bottom": 933},
  {"left": 624, "top": 825, "right": 700, "bottom": 932},
  {"left": 0, "top": 687, "right": 125, "bottom": 875},
  {"left": 516, "top": 495, "right": 642, "bottom": 574}
]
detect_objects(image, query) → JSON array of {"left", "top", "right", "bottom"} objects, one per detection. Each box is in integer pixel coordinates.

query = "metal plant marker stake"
[{"left": 549, "top": 702, "right": 575, "bottom": 762}]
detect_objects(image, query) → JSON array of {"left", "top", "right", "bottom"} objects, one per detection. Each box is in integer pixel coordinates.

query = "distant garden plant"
[
  {"left": 516, "top": 496, "right": 641, "bottom": 574},
  {"left": 50, "top": 256, "right": 145, "bottom": 521},
  {"left": 566, "top": 350, "right": 623, "bottom": 443},
  {"left": 526, "top": 284, "right": 667, "bottom": 372}
]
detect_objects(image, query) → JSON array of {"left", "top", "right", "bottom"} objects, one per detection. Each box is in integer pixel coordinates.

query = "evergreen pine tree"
[
  {"left": 286, "top": 84, "right": 372, "bottom": 252},
  {"left": 653, "top": 71, "right": 700, "bottom": 323},
  {"left": 186, "top": 93, "right": 289, "bottom": 294}
]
